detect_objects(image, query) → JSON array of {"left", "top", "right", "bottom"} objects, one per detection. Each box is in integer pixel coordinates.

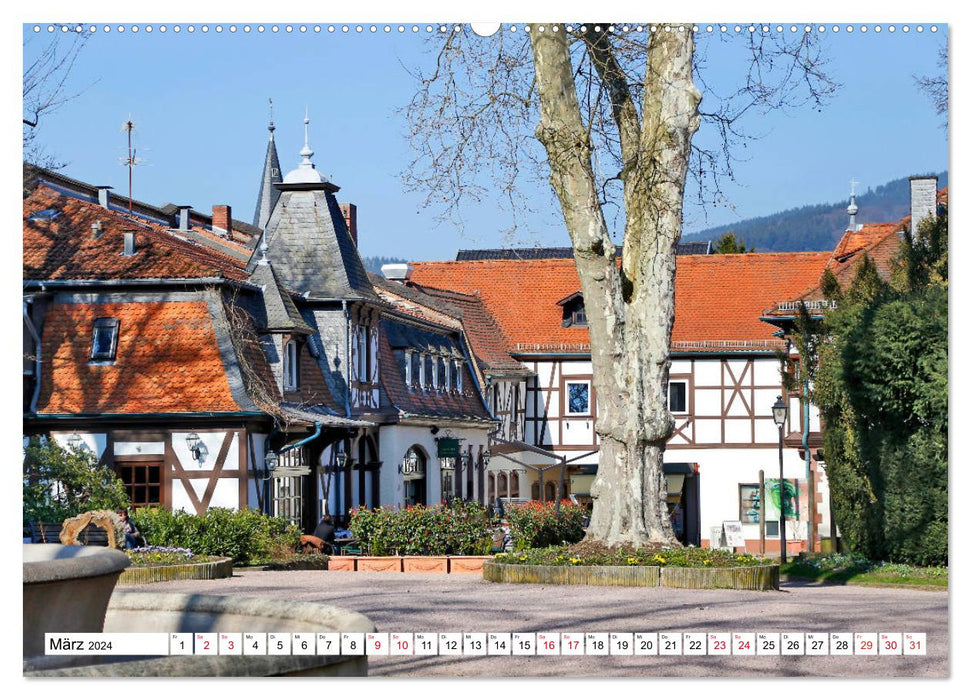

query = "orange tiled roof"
[
  {"left": 410, "top": 252, "right": 831, "bottom": 353},
  {"left": 37, "top": 301, "right": 245, "bottom": 415},
  {"left": 24, "top": 184, "right": 249, "bottom": 281}
]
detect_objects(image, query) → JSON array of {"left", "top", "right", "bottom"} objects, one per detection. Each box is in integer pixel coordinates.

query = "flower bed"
[{"left": 485, "top": 542, "right": 778, "bottom": 590}]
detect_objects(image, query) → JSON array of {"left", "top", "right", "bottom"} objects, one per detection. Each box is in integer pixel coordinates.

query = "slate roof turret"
[
  {"left": 252, "top": 117, "right": 282, "bottom": 230},
  {"left": 247, "top": 115, "right": 379, "bottom": 302}
]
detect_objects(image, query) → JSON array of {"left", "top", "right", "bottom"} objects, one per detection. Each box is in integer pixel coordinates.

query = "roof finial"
[
  {"left": 258, "top": 237, "right": 270, "bottom": 265},
  {"left": 300, "top": 107, "right": 313, "bottom": 161},
  {"left": 268, "top": 98, "right": 275, "bottom": 136},
  {"left": 847, "top": 178, "right": 860, "bottom": 230},
  {"left": 281, "top": 109, "right": 325, "bottom": 185}
]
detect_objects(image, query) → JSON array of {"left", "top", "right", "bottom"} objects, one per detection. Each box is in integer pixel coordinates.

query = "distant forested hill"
[
  {"left": 361, "top": 255, "right": 407, "bottom": 275},
  {"left": 684, "top": 172, "right": 947, "bottom": 252}
]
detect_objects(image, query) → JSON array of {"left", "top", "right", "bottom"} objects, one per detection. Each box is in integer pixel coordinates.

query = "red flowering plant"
[{"left": 505, "top": 501, "right": 587, "bottom": 550}]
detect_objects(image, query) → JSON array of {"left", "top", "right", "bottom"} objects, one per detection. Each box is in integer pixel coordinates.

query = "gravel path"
[{"left": 116, "top": 571, "right": 948, "bottom": 678}]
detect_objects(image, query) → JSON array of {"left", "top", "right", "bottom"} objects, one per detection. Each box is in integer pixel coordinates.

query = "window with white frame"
[
  {"left": 431, "top": 353, "right": 439, "bottom": 389},
  {"left": 668, "top": 380, "right": 687, "bottom": 413},
  {"left": 454, "top": 360, "right": 464, "bottom": 393},
  {"left": 404, "top": 350, "right": 413, "bottom": 387},
  {"left": 419, "top": 352, "right": 427, "bottom": 389},
  {"left": 565, "top": 381, "right": 591, "bottom": 415},
  {"left": 284, "top": 339, "right": 299, "bottom": 390}
]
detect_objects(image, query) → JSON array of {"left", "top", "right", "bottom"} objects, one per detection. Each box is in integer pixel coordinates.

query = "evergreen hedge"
[
  {"left": 136, "top": 507, "right": 301, "bottom": 566},
  {"left": 811, "top": 209, "right": 947, "bottom": 566}
]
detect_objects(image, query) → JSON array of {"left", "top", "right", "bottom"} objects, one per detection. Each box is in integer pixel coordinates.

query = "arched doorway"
[
  {"left": 545, "top": 481, "right": 556, "bottom": 502},
  {"left": 402, "top": 445, "right": 427, "bottom": 507}
]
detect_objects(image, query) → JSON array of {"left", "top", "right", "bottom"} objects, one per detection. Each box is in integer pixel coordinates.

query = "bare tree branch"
[{"left": 915, "top": 45, "right": 948, "bottom": 129}]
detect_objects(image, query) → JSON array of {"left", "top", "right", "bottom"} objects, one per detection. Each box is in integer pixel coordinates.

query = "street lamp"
[{"left": 771, "top": 395, "right": 788, "bottom": 564}]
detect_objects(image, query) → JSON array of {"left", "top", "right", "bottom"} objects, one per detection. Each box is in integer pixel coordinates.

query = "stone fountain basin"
[
  {"left": 25, "top": 592, "right": 375, "bottom": 677},
  {"left": 23, "top": 544, "right": 130, "bottom": 659}
]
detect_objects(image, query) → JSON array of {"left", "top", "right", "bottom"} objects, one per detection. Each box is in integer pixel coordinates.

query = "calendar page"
[{"left": 19, "top": 0, "right": 950, "bottom": 691}]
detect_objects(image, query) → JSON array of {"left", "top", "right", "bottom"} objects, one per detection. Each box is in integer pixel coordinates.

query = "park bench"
[{"left": 30, "top": 522, "right": 111, "bottom": 546}]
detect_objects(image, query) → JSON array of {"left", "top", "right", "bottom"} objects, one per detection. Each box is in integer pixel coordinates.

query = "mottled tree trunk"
[{"left": 530, "top": 25, "right": 701, "bottom": 546}]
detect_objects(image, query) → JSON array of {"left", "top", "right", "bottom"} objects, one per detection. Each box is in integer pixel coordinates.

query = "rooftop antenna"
[{"left": 119, "top": 116, "right": 148, "bottom": 215}]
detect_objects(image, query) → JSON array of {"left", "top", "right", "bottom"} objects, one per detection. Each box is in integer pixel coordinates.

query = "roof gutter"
[
  {"left": 24, "top": 278, "right": 261, "bottom": 292},
  {"left": 26, "top": 411, "right": 266, "bottom": 420}
]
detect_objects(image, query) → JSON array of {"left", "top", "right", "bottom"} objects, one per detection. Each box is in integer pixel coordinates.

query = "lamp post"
[{"left": 771, "top": 395, "right": 788, "bottom": 564}]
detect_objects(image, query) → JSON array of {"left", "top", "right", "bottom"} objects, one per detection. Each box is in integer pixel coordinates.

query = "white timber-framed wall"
[{"left": 514, "top": 352, "right": 827, "bottom": 552}]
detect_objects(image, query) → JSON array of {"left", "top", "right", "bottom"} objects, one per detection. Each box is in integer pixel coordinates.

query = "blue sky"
[{"left": 22, "top": 21, "right": 947, "bottom": 261}]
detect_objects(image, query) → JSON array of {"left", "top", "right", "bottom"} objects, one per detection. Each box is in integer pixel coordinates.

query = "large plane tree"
[{"left": 405, "top": 23, "right": 835, "bottom": 545}]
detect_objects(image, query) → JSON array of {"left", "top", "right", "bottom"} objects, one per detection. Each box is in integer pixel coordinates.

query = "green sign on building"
[{"left": 436, "top": 438, "right": 460, "bottom": 458}]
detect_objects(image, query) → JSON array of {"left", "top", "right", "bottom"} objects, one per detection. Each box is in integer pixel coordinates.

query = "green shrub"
[
  {"left": 136, "top": 507, "right": 300, "bottom": 566},
  {"left": 23, "top": 435, "right": 130, "bottom": 527},
  {"left": 349, "top": 501, "right": 496, "bottom": 556},
  {"left": 505, "top": 501, "right": 587, "bottom": 550}
]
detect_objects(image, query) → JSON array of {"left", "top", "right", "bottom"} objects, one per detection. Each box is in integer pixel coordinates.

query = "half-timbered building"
[{"left": 22, "top": 118, "right": 497, "bottom": 531}]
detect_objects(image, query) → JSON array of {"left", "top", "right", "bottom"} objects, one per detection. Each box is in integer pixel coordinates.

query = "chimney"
[
  {"left": 91, "top": 220, "right": 104, "bottom": 240},
  {"left": 97, "top": 186, "right": 113, "bottom": 209},
  {"left": 340, "top": 203, "right": 358, "bottom": 247},
  {"left": 909, "top": 175, "right": 938, "bottom": 232},
  {"left": 381, "top": 263, "right": 413, "bottom": 283},
  {"left": 212, "top": 205, "right": 233, "bottom": 239},
  {"left": 178, "top": 205, "right": 193, "bottom": 232},
  {"left": 122, "top": 231, "right": 137, "bottom": 256}
]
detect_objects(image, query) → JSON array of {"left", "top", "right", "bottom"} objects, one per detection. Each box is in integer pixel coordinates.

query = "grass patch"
[
  {"left": 781, "top": 553, "right": 947, "bottom": 588},
  {"left": 495, "top": 541, "right": 768, "bottom": 568}
]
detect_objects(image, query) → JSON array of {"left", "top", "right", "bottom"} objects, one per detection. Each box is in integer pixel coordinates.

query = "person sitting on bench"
[
  {"left": 313, "top": 515, "right": 337, "bottom": 555},
  {"left": 117, "top": 508, "right": 143, "bottom": 549}
]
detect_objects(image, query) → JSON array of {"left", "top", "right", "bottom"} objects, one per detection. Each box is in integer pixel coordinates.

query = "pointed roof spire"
[{"left": 252, "top": 99, "right": 283, "bottom": 229}]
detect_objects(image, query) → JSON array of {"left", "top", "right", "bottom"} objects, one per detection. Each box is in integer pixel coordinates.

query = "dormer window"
[
  {"left": 284, "top": 340, "right": 299, "bottom": 390},
  {"left": 444, "top": 358, "right": 452, "bottom": 392},
  {"left": 419, "top": 352, "right": 427, "bottom": 389},
  {"left": 431, "top": 354, "right": 440, "bottom": 389},
  {"left": 454, "top": 359, "right": 464, "bottom": 393},
  {"left": 90, "top": 318, "right": 119, "bottom": 362},
  {"left": 404, "top": 350, "right": 413, "bottom": 387},
  {"left": 557, "top": 291, "right": 587, "bottom": 328}
]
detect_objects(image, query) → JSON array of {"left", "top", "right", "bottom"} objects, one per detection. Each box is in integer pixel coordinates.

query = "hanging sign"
[{"left": 436, "top": 438, "right": 460, "bottom": 458}]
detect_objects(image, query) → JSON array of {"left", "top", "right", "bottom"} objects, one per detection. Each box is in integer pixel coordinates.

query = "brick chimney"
[
  {"left": 212, "top": 205, "right": 233, "bottom": 239},
  {"left": 340, "top": 203, "right": 358, "bottom": 247}
]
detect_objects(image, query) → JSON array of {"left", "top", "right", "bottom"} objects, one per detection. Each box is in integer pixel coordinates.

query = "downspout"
[
  {"left": 277, "top": 422, "right": 322, "bottom": 453},
  {"left": 343, "top": 301, "right": 351, "bottom": 418},
  {"left": 803, "top": 377, "right": 813, "bottom": 553},
  {"left": 24, "top": 301, "right": 43, "bottom": 414}
]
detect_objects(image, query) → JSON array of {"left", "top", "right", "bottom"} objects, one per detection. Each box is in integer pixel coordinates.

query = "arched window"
[
  {"left": 284, "top": 340, "right": 299, "bottom": 390},
  {"left": 402, "top": 446, "right": 427, "bottom": 507},
  {"left": 510, "top": 472, "right": 519, "bottom": 498}
]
